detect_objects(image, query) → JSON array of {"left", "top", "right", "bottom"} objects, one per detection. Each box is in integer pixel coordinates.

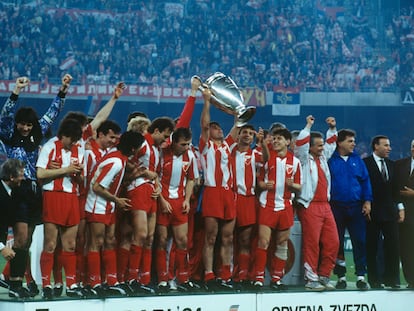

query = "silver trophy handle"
[{"left": 192, "top": 73, "right": 256, "bottom": 126}]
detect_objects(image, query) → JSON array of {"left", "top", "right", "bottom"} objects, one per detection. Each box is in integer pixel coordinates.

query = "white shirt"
[
  {"left": 373, "top": 153, "right": 388, "bottom": 180},
  {"left": 1, "top": 180, "right": 11, "bottom": 196},
  {"left": 410, "top": 158, "right": 414, "bottom": 176}
]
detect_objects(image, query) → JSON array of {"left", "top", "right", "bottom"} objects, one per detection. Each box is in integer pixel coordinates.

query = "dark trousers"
[
  {"left": 399, "top": 222, "right": 414, "bottom": 285},
  {"left": 366, "top": 220, "right": 400, "bottom": 285},
  {"left": 331, "top": 204, "right": 367, "bottom": 277}
]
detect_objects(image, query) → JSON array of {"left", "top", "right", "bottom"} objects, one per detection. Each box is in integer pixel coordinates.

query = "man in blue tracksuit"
[{"left": 328, "top": 129, "right": 372, "bottom": 290}]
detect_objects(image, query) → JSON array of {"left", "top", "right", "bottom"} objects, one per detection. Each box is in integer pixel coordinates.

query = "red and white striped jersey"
[
  {"left": 127, "top": 133, "right": 160, "bottom": 191},
  {"left": 159, "top": 147, "right": 199, "bottom": 200},
  {"left": 258, "top": 151, "right": 302, "bottom": 211},
  {"left": 77, "top": 123, "right": 95, "bottom": 193},
  {"left": 230, "top": 146, "right": 263, "bottom": 196},
  {"left": 85, "top": 150, "right": 127, "bottom": 215},
  {"left": 199, "top": 136, "right": 233, "bottom": 188},
  {"left": 191, "top": 145, "right": 203, "bottom": 175},
  {"left": 82, "top": 123, "right": 94, "bottom": 142},
  {"left": 84, "top": 139, "right": 107, "bottom": 184},
  {"left": 36, "top": 136, "right": 84, "bottom": 194}
]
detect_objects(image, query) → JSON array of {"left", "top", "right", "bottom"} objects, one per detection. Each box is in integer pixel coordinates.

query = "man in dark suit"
[
  {"left": 394, "top": 140, "right": 414, "bottom": 289},
  {"left": 0, "top": 158, "right": 30, "bottom": 298},
  {"left": 363, "top": 135, "right": 401, "bottom": 289}
]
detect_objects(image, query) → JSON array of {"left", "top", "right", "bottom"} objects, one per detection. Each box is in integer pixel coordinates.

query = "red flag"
[
  {"left": 59, "top": 55, "right": 76, "bottom": 70},
  {"left": 170, "top": 57, "right": 190, "bottom": 67}
]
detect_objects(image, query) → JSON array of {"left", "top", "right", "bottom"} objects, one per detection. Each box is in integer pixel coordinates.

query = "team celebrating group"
[{"left": 0, "top": 75, "right": 412, "bottom": 300}]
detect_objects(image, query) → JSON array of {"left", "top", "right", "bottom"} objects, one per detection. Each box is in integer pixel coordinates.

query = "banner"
[
  {"left": 0, "top": 80, "right": 266, "bottom": 107},
  {"left": 3, "top": 287, "right": 411, "bottom": 311},
  {"left": 402, "top": 87, "right": 414, "bottom": 104},
  {"left": 258, "top": 290, "right": 411, "bottom": 311},
  {"left": 267, "top": 88, "right": 300, "bottom": 116}
]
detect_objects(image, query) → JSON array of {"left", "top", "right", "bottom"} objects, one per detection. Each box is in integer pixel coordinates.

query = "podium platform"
[{"left": 1, "top": 285, "right": 412, "bottom": 311}]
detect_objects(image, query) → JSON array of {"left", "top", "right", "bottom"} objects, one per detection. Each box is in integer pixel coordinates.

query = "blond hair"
[{"left": 127, "top": 116, "right": 151, "bottom": 134}]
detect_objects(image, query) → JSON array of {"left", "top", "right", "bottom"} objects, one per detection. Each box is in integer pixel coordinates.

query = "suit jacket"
[
  {"left": 363, "top": 155, "right": 398, "bottom": 222},
  {"left": 394, "top": 157, "right": 414, "bottom": 224},
  {"left": 0, "top": 180, "right": 18, "bottom": 244}
]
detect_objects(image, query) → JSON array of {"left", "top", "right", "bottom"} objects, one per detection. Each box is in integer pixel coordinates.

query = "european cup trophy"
[{"left": 193, "top": 72, "right": 256, "bottom": 126}]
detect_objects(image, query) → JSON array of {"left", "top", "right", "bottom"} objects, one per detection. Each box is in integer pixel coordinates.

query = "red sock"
[
  {"left": 238, "top": 253, "right": 250, "bottom": 281},
  {"left": 103, "top": 249, "right": 118, "bottom": 286},
  {"left": 24, "top": 255, "right": 34, "bottom": 283},
  {"left": 204, "top": 271, "right": 215, "bottom": 282},
  {"left": 128, "top": 245, "right": 142, "bottom": 282},
  {"left": 140, "top": 248, "right": 152, "bottom": 285},
  {"left": 117, "top": 247, "right": 129, "bottom": 283},
  {"left": 254, "top": 248, "right": 267, "bottom": 283},
  {"left": 220, "top": 264, "right": 232, "bottom": 281},
  {"left": 214, "top": 250, "right": 222, "bottom": 278},
  {"left": 156, "top": 249, "right": 168, "bottom": 283},
  {"left": 53, "top": 247, "right": 63, "bottom": 284},
  {"left": 100, "top": 250, "right": 106, "bottom": 286},
  {"left": 2, "top": 261, "right": 10, "bottom": 280},
  {"left": 188, "top": 214, "right": 205, "bottom": 281},
  {"left": 40, "top": 251, "right": 54, "bottom": 287},
  {"left": 87, "top": 251, "right": 101, "bottom": 288},
  {"left": 271, "top": 255, "right": 286, "bottom": 282},
  {"left": 76, "top": 245, "right": 86, "bottom": 284},
  {"left": 61, "top": 251, "right": 76, "bottom": 288},
  {"left": 168, "top": 241, "right": 176, "bottom": 280},
  {"left": 175, "top": 248, "right": 188, "bottom": 284}
]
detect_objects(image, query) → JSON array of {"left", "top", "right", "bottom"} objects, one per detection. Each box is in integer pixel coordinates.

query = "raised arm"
[
  {"left": 11, "top": 77, "right": 30, "bottom": 96},
  {"left": 0, "top": 77, "right": 30, "bottom": 137},
  {"left": 294, "top": 115, "right": 314, "bottom": 164},
  {"left": 227, "top": 114, "right": 242, "bottom": 142},
  {"left": 175, "top": 76, "right": 201, "bottom": 129},
  {"left": 256, "top": 127, "right": 269, "bottom": 163},
  {"left": 39, "top": 74, "right": 73, "bottom": 134},
  {"left": 324, "top": 116, "right": 337, "bottom": 159},
  {"left": 200, "top": 85, "right": 212, "bottom": 143},
  {"left": 89, "top": 82, "right": 126, "bottom": 132}
]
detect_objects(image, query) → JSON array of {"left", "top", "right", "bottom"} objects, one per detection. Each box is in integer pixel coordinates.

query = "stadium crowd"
[{"left": 0, "top": 0, "right": 413, "bottom": 91}]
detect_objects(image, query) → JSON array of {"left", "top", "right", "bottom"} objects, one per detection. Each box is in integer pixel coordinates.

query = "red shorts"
[
  {"left": 128, "top": 183, "right": 157, "bottom": 213},
  {"left": 157, "top": 198, "right": 188, "bottom": 226},
  {"left": 85, "top": 211, "right": 116, "bottom": 226},
  {"left": 78, "top": 194, "right": 86, "bottom": 219},
  {"left": 258, "top": 205, "right": 293, "bottom": 231},
  {"left": 236, "top": 195, "right": 257, "bottom": 227},
  {"left": 201, "top": 186, "right": 236, "bottom": 220},
  {"left": 42, "top": 191, "right": 80, "bottom": 226}
]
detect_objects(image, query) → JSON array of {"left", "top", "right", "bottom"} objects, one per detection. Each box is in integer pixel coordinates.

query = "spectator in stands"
[{"left": 0, "top": 1, "right": 411, "bottom": 91}]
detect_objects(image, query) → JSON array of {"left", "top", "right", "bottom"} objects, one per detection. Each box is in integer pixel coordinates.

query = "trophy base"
[{"left": 237, "top": 106, "right": 256, "bottom": 127}]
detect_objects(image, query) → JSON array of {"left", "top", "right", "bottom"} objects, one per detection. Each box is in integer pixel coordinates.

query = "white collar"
[{"left": 1, "top": 180, "right": 12, "bottom": 196}]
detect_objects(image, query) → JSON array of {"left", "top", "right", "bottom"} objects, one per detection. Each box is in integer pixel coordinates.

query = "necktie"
[{"left": 380, "top": 159, "right": 387, "bottom": 181}]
